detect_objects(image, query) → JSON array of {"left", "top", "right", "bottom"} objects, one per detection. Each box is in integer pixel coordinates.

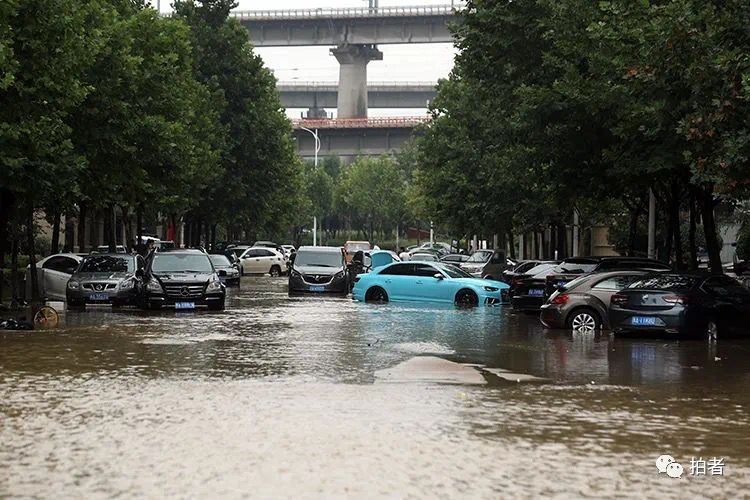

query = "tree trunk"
[
  {"left": 26, "top": 204, "right": 40, "bottom": 304},
  {"left": 627, "top": 204, "right": 641, "bottom": 257},
  {"left": 136, "top": 207, "right": 143, "bottom": 252},
  {"left": 108, "top": 204, "right": 117, "bottom": 252},
  {"left": 688, "top": 189, "right": 698, "bottom": 271},
  {"left": 664, "top": 197, "right": 675, "bottom": 267},
  {"left": 0, "top": 189, "right": 11, "bottom": 304},
  {"left": 77, "top": 201, "right": 87, "bottom": 253},
  {"left": 507, "top": 229, "right": 516, "bottom": 259},
  {"left": 671, "top": 183, "right": 683, "bottom": 270},
  {"left": 699, "top": 186, "right": 723, "bottom": 273},
  {"left": 10, "top": 236, "right": 18, "bottom": 305},
  {"left": 211, "top": 224, "right": 217, "bottom": 251},
  {"left": 50, "top": 209, "right": 61, "bottom": 255},
  {"left": 121, "top": 205, "right": 132, "bottom": 251}
]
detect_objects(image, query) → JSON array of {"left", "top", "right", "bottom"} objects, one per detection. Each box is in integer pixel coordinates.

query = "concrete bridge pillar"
[{"left": 330, "top": 44, "right": 382, "bottom": 118}]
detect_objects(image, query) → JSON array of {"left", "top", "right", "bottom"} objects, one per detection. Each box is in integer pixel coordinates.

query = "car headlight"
[
  {"left": 291, "top": 270, "right": 302, "bottom": 278},
  {"left": 484, "top": 286, "right": 499, "bottom": 292},
  {"left": 67, "top": 280, "right": 80, "bottom": 290},
  {"left": 146, "top": 280, "right": 163, "bottom": 292},
  {"left": 119, "top": 279, "right": 134, "bottom": 290},
  {"left": 334, "top": 270, "right": 345, "bottom": 279},
  {"left": 206, "top": 279, "right": 223, "bottom": 292}
]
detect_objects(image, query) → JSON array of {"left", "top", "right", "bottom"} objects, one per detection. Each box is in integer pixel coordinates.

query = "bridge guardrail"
[
  {"left": 231, "top": 4, "right": 466, "bottom": 21},
  {"left": 292, "top": 117, "right": 431, "bottom": 129}
]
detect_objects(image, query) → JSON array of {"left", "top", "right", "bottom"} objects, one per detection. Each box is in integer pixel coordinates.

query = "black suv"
[{"left": 141, "top": 249, "right": 226, "bottom": 310}]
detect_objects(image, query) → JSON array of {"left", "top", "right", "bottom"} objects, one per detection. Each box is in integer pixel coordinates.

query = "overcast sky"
[{"left": 153, "top": 1, "right": 458, "bottom": 117}]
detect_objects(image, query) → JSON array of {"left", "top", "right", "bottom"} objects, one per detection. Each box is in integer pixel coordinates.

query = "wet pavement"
[{"left": 1, "top": 277, "right": 749, "bottom": 497}]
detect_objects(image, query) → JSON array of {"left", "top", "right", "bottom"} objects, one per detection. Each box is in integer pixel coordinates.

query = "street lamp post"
[{"left": 300, "top": 126, "right": 321, "bottom": 246}]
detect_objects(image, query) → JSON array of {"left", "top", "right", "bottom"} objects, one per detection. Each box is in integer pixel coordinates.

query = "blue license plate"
[
  {"left": 529, "top": 288, "right": 545, "bottom": 296},
  {"left": 310, "top": 285, "right": 325, "bottom": 292},
  {"left": 631, "top": 316, "right": 657, "bottom": 326},
  {"left": 88, "top": 293, "right": 109, "bottom": 301},
  {"left": 175, "top": 301, "right": 195, "bottom": 310}
]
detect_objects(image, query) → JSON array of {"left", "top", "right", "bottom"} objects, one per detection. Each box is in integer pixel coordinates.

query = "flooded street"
[{"left": 2, "top": 277, "right": 750, "bottom": 498}]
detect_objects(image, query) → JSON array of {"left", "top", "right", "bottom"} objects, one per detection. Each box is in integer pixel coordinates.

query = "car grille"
[
  {"left": 164, "top": 283, "right": 206, "bottom": 298},
  {"left": 303, "top": 274, "right": 333, "bottom": 285},
  {"left": 83, "top": 283, "right": 117, "bottom": 291}
]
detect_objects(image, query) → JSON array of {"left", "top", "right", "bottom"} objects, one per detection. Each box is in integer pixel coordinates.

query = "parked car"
[
  {"left": 368, "top": 250, "right": 401, "bottom": 270},
  {"left": 67, "top": 253, "right": 146, "bottom": 308},
  {"left": 543, "top": 257, "right": 672, "bottom": 297},
  {"left": 141, "top": 249, "right": 226, "bottom": 310},
  {"left": 509, "top": 262, "right": 562, "bottom": 312},
  {"left": 609, "top": 274, "right": 750, "bottom": 338},
  {"left": 25, "top": 253, "right": 84, "bottom": 301},
  {"left": 411, "top": 242, "right": 452, "bottom": 257},
  {"left": 540, "top": 270, "right": 650, "bottom": 331},
  {"left": 253, "top": 241, "right": 286, "bottom": 256},
  {"left": 288, "top": 246, "right": 349, "bottom": 294},
  {"left": 95, "top": 245, "right": 128, "bottom": 254},
  {"left": 460, "top": 249, "right": 508, "bottom": 280},
  {"left": 208, "top": 254, "right": 241, "bottom": 286},
  {"left": 411, "top": 252, "right": 439, "bottom": 262},
  {"left": 352, "top": 261, "right": 509, "bottom": 306},
  {"left": 440, "top": 254, "right": 470, "bottom": 264},
  {"left": 344, "top": 241, "right": 372, "bottom": 263},
  {"left": 237, "top": 247, "right": 286, "bottom": 276},
  {"left": 224, "top": 245, "right": 251, "bottom": 260},
  {"left": 281, "top": 245, "right": 296, "bottom": 258},
  {"left": 502, "top": 260, "right": 542, "bottom": 284}
]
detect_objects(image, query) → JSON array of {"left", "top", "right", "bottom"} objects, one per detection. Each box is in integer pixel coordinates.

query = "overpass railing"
[
  {"left": 278, "top": 81, "right": 438, "bottom": 90},
  {"left": 292, "top": 117, "right": 431, "bottom": 129},
  {"left": 231, "top": 4, "right": 466, "bottom": 21}
]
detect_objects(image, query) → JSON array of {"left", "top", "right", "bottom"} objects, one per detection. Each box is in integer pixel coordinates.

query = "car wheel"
[
  {"left": 269, "top": 266, "right": 281, "bottom": 277},
  {"left": 365, "top": 286, "right": 388, "bottom": 303},
  {"left": 567, "top": 308, "right": 600, "bottom": 332},
  {"left": 706, "top": 319, "right": 719, "bottom": 341},
  {"left": 455, "top": 289, "right": 479, "bottom": 307}
]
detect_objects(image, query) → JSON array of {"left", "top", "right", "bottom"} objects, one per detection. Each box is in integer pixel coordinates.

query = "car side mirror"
[
  {"left": 218, "top": 270, "right": 227, "bottom": 277},
  {"left": 433, "top": 273, "right": 444, "bottom": 280}
]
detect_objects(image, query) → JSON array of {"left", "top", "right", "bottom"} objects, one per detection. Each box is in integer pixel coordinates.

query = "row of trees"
[
  {"left": 413, "top": 0, "right": 750, "bottom": 272},
  {"left": 293, "top": 154, "right": 416, "bottom": 247},
  {"left": 0, "top": 0, "right": 300, "bottom": 301}
]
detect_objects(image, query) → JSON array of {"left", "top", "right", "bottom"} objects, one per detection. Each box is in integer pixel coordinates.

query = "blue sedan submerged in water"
[{"left": 352, "top": 261, "right": 509, "bottom": 306}]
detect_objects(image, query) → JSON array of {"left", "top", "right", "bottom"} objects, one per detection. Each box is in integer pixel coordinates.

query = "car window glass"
[
  {"left": 490, "top": 252, "right": 505, "bottom": 264},
  {"left": 380, "top": 264, "right": 413, "bottom": 275},
  {"left": 257, "top": 249, "right": 274, "bottom": 257},
  {"left": 79, "top": 255, "right": 134, "bottom": 273},
  {"left": 244, "top": 249, "right": 259, "bottom": 258},
  {"left": 703, "top": 277, "right": 750, "bottom": 297},
  {"left": 592, "top": 275, "right": 639, "bottom": 290},
  {"left": 413, "top": 264, "right": 438, "bottom": 277},
  {"left": 43, "top": 256, "right": 79, "bottom": 274}
]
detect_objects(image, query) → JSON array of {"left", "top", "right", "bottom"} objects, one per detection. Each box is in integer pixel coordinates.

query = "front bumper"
[
  {"left": 67, "top": 287, "right": 140, "bottom": 305},
  {"left": 288, "top": 273, "right": 348, "bottom": 294},
  {"left": 143, "top": 291, "right": 225, "bottom": 308}
]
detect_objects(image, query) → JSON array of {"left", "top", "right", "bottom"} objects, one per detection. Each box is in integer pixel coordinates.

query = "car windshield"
[
  {"left": 628, "top": 275, "right": 699, "bottom": 291},
  {"left": 438, "top": 264, "right": 473, "bottom": 279},
  {"left": 79, "top": 255, "right": 134, "bottom": 273},
  {"left": 561, "top": 274, "right": 594, "bottom": 291},
  {"left": 151, "top": 254, "right": 214, "bottom": 273},
  {"left": 413, "top": 254, "right": 437, "bottom": 261},
  {"left": 466, "top": 251, "right": 492, "bottom": 263},
  {"left": 555, "top": 261, "right": 598, "bottom": 274},
  {"left": 294, "top": 250, "right": 343, "bottom": 268},
  {"left": 209, "top": 255, "right": 231, "bottom": 267},
  {"left": 525, "top": 263, "right": 556, "bottom": 276}
]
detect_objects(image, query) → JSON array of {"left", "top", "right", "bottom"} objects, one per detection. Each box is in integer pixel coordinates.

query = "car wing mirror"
[{"left": 433, "top": 273, "right": 444, "bottom": 280}]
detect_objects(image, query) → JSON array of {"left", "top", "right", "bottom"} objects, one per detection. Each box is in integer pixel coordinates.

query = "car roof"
[
  {"left": 297, "top": 245, "right": 343, "bottom": 253},
  {"left": 157, "top": 249, "right": 207, "bottom": 255}
]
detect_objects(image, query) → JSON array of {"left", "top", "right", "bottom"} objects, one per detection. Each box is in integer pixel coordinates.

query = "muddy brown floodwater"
[{"left": 1, "top": 277, "right": 749, "bottom": 498}]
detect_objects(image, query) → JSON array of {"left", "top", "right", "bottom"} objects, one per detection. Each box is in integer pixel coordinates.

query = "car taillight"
[
  {"left": 663, "top": 294, "right": 689, "bottom": 305},
  {"left": 611, "top": 293, "right": 627, "bottom": 306},
  {"left": 550, "top": 293, "right": 568, "bottom": 305}
]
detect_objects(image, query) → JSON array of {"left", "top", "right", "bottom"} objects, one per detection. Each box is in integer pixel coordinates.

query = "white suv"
[{"left": 238, "top": 247, "right": 286, "bottom": 277}]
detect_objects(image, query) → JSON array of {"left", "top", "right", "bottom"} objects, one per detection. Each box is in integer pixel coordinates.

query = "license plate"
[
  {"left": 175, "top": 301, "right": 195, "bottom": 310},
  {"left": 556, "top": 281, "right": 567, "bottom": 287},
  {"left": 310, "top": 285, "right": 325, "bottom": 292},
  {"left": 529, "top": 288, "right": 545, "bottom": 296},
  {"left": 631, "top": 316, "right": 657, "bottom": 326},
  {"left": 89, "top": 293, "right": 109, "bottom": 301}
]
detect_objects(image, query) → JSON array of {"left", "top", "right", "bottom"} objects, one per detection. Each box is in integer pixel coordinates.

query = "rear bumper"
[
  {"left": 609, "top": 308, "right": 689, "bottom": 335},
  {"left": 539, "top": 304, "right": 565, "bottom": 328},
  {"left": 511, "top": 295, "right": 545, "bottom": 311}
]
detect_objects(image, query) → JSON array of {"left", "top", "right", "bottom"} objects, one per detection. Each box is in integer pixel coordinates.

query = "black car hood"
[
  {"left": 152, "top": 272, "right": 213, "bottom": 282},
  {"left": 294, "top": 265, "right": 342, "bottom": 275},
  {"left": 73, "top": 272, "right": 132, "bottom": 281}
]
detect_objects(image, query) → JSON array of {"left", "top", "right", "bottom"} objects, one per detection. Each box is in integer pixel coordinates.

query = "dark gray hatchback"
[{"left": 288, "top": 246, "right": 349, "bottom": 295}]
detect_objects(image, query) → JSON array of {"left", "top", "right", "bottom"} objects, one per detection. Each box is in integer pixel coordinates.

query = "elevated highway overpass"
[{"left": 278, "top": 81, "right": 438, "bottom": 109}]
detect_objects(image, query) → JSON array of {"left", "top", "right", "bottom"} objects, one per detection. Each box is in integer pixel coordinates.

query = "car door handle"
[
  {"left": 385, "top": 279, "right": 392, "bottom": 284},
  {"left": 415, "top": 281, "right": 423, "bottom": 285}
]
